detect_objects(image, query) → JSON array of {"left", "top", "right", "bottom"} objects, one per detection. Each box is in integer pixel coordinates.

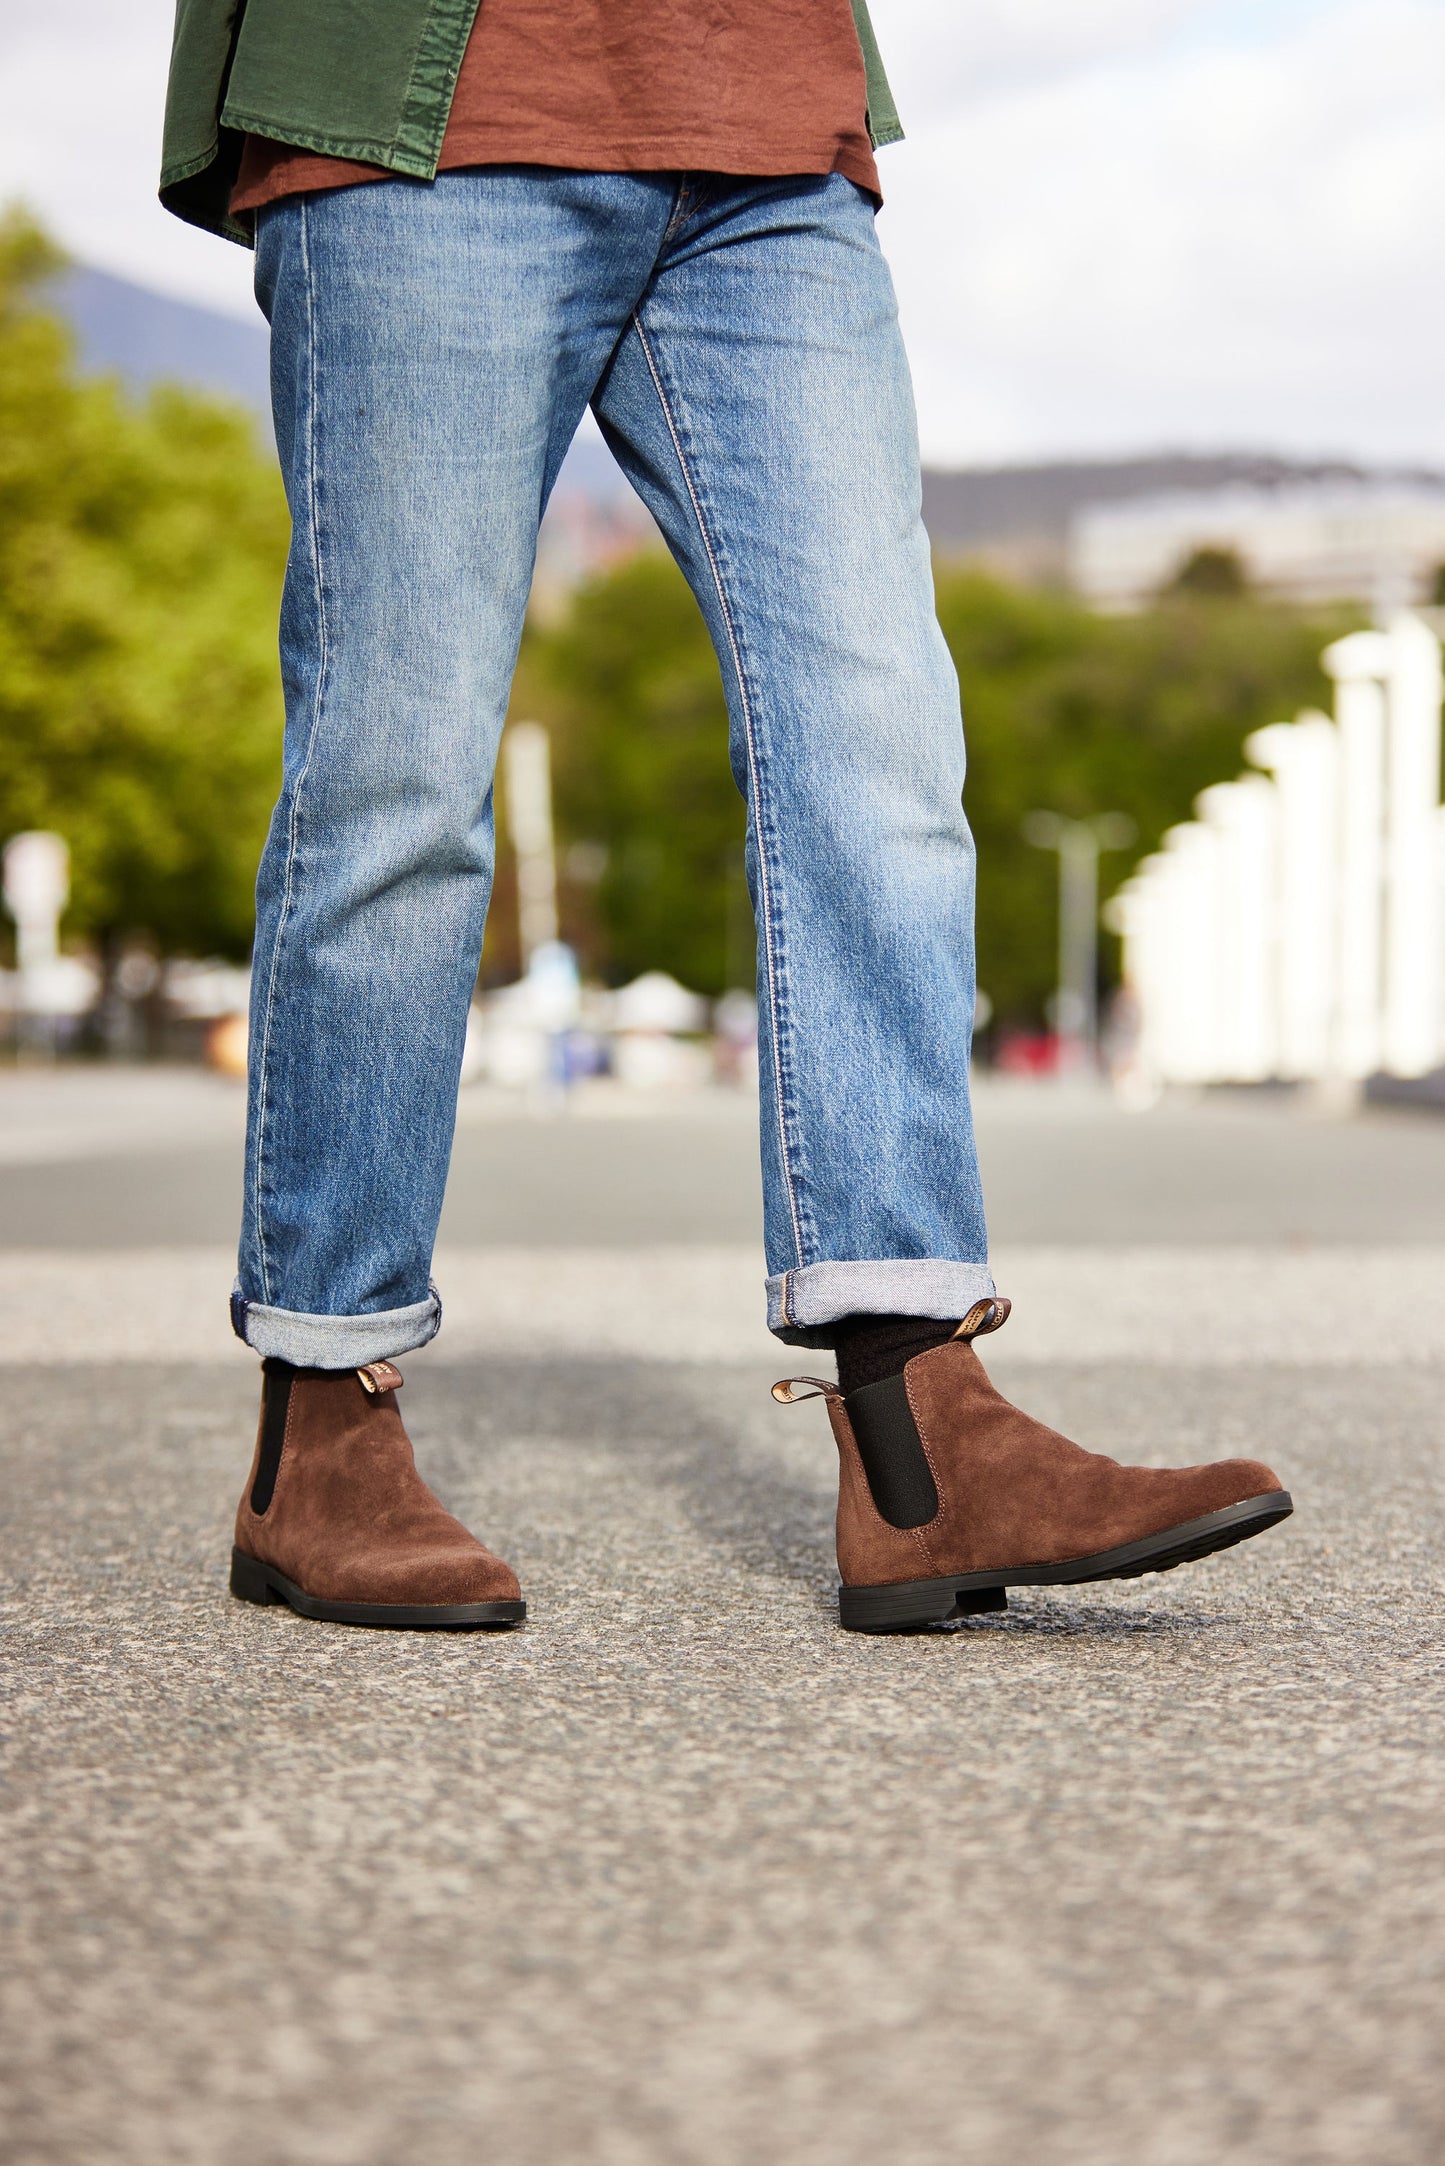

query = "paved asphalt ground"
[{"left": 2, "top": 1073, "right": 1443, "bottom": 2165}]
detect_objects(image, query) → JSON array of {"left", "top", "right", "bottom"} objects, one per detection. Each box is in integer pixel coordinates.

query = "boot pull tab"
[
  {"left": 357, "top": 1360, "right": 403, "bottom": 1395},
  {"left": 771, "top": 1376, "right": 844, "bottom": 1405},
  {"left": 953, "top": 1297, "right": 1011, "bottom": 1342}
]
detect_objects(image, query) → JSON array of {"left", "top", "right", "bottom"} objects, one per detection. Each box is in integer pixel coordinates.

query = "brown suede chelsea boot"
[
  {"left": 230, "top": 1359, "right": 525, "bottom": 1629},
  {"left": 776, "top": 1300, "right": 1292, "bottom": 1633}
]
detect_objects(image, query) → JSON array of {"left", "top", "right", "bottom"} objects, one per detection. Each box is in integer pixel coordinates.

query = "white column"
[
  {"left": 1324, "top": 633, "right": 1390, "bottom": 1079},
  {"left": 1245, "top": 713, "right": 1339, "bottom": 1080},
  {"left": 1156, "top": 822, "right": 1224, "bottom": 1083},
  {"left": 1196, "top": 776, "right": 1277, "bottom": 1080},
  {"left": 1382, "top": 615, "right": 1443, "bottom": 1075}
]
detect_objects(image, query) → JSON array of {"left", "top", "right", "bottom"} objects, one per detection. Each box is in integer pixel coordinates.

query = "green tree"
[
  {"left": 936, "top": 568, "right": 1357, "bottom": 1024},
  {"left": 522, "top": 551, "right": 743, "bottom": 992},
  {"left": 1165, "top": 544, "right": 1250, "bottom": 599},
  {"left": 0, "top": 207, "right": 288, "bottom": 963},
  {"left": 527, "top": 548, "right": 1358, "bottom": 1020}
]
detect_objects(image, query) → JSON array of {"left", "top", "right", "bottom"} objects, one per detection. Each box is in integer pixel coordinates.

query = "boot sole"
[
  {"left": 838, "top": 1490, "right": 1293, "bottom": 1634},
  {"left": 230, "top": 1547, "right": 526, "bottom": 1630}
]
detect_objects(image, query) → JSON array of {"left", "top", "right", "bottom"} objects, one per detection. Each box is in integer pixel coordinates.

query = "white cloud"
[
  {"left": 876, "top": 0, "right": 1445, "bottom": 463},
  {"left": 0, "top": 0, "right": 257, "bottom": 319},
  {"left": 874, "top": 0, "right": 1214, "bottom": 114},
  {"left": 1, "top": 0, "right": 1441, "bottom": 470}
]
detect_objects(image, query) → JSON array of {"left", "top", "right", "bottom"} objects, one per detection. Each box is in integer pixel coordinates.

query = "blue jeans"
[{"left": 235, "top": 168, "right": 994, "bottom": 1365}]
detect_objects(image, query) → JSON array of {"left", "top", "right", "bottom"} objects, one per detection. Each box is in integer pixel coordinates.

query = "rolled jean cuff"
[
  {"left": 230, "top": 1280, "right": 442, "bottom": 1367},
  {"left": 766, "top": 1259, "right": 997, "bottom": 1348}
]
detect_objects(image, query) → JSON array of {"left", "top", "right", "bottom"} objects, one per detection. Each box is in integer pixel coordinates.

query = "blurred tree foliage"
[
  {"left": 1165, "top": 544, "right": 1250, "bottom": 599},
  {"left": 525, "top": 549, "right": 1356, "bottom": 1020},
  {"left": 517, "top": 552, "right": 742, "bottom": 992},
  {"left": 0, "top": 207, "right": 287, "bottom": 961},
  {"left": 934, "top": 571, "right": 1355, "bottom": 1026}
]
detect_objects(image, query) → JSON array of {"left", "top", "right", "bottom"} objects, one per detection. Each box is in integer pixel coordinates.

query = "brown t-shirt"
[{"left": 231, "top": 0, "right": 880, "bottom": 218}]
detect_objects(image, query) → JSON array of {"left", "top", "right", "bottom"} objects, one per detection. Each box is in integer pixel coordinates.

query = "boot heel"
[
  {"left": 230, "top": 1547, "right": 281, "bottom": 1606},
  {"left": 839, "top": 1575, "right": 1003, "bottom": 1633}
]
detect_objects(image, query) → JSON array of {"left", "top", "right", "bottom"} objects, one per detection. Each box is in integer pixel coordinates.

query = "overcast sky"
[{"left": 1, "top": 0, "right": 1442, "bottom": 467}]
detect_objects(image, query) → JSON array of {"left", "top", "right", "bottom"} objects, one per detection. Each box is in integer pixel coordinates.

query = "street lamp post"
[
  {"left": 1023, "top": 810, "right": 1136, "bottom": 1073},
  {"left": 502, "top": 722, "right": 559, "bottom": 973}
]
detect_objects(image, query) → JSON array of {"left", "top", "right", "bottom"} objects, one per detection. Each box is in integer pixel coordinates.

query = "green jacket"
[{"left": 160, "top": 0, "right": 903, "bottom": 247}]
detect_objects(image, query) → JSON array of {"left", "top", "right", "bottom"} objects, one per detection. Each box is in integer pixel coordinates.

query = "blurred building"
[
  {"left": 920, "top": 453, "right": 1396, "bottom": 587},
  {"left": 1072, "top": 481, "right": 1445, "bottom": 611},
  {"left": 527, "top": 475, "right": 659, "bottom": 620}
]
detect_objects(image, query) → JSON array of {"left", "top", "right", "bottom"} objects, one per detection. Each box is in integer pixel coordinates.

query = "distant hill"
[
  {"left": 50, "top": 264, "right": 1445, "bottom": 585},
  {"left": 56, "top": 264, "right": 272, "bottom": 421},
  {"left": 48, "top": 260, "right": 652, "bottom": 590},
  {"left": 50, "top": 262, "right": 645, "bottom": 503}
]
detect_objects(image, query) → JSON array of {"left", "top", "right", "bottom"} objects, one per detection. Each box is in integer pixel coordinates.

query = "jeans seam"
[
  {"left": 252, "top": 195, "right": 331, "bottom": 1309},
  {"left": 627, "top": 309, "right": 808, "bottom": 1271},
  {"left": 659, "top": 176, "right": 692, "bottom": 247}
]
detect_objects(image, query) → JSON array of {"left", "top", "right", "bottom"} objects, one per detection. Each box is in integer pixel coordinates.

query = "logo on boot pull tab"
[{"left": 357, "top": 1361, "right": 403, "bottom": 1395}]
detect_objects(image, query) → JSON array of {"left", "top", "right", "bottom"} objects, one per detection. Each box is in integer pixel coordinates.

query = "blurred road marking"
[{"left": 3, "top": 1245, "right": 1445, "bottom": 1365}]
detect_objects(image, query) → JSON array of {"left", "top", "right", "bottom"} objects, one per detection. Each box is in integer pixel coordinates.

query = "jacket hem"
[
  {"left": 217, "top": 109, "right": 440, "bottom": 177},
  {"left": 159, "top": 144, "right": 222, "bottom": 189}
]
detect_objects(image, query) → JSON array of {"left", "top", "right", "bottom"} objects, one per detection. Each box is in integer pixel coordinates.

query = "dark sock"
[{"left": 831, "top": 1313, "right": 960, "bottom": 1397}]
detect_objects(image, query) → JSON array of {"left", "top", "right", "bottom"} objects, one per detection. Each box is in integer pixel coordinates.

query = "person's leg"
[
  {"left": 240, "top": 170, "right": 673, "bottom": 1365},
  {"left": 592, "top": 173, "right": 991, "bottom": 1345},
  {"left": 593, "top": 175, "right": 1291, "bottom": 1628},
  {"left": 228, "top": 170, "right": 675, "bottom": 1627}
]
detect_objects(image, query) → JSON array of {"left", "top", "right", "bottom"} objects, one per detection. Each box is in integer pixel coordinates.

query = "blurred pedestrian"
[{"left": 160, "top": 0, "right": 1290, "bottom": 1634}]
